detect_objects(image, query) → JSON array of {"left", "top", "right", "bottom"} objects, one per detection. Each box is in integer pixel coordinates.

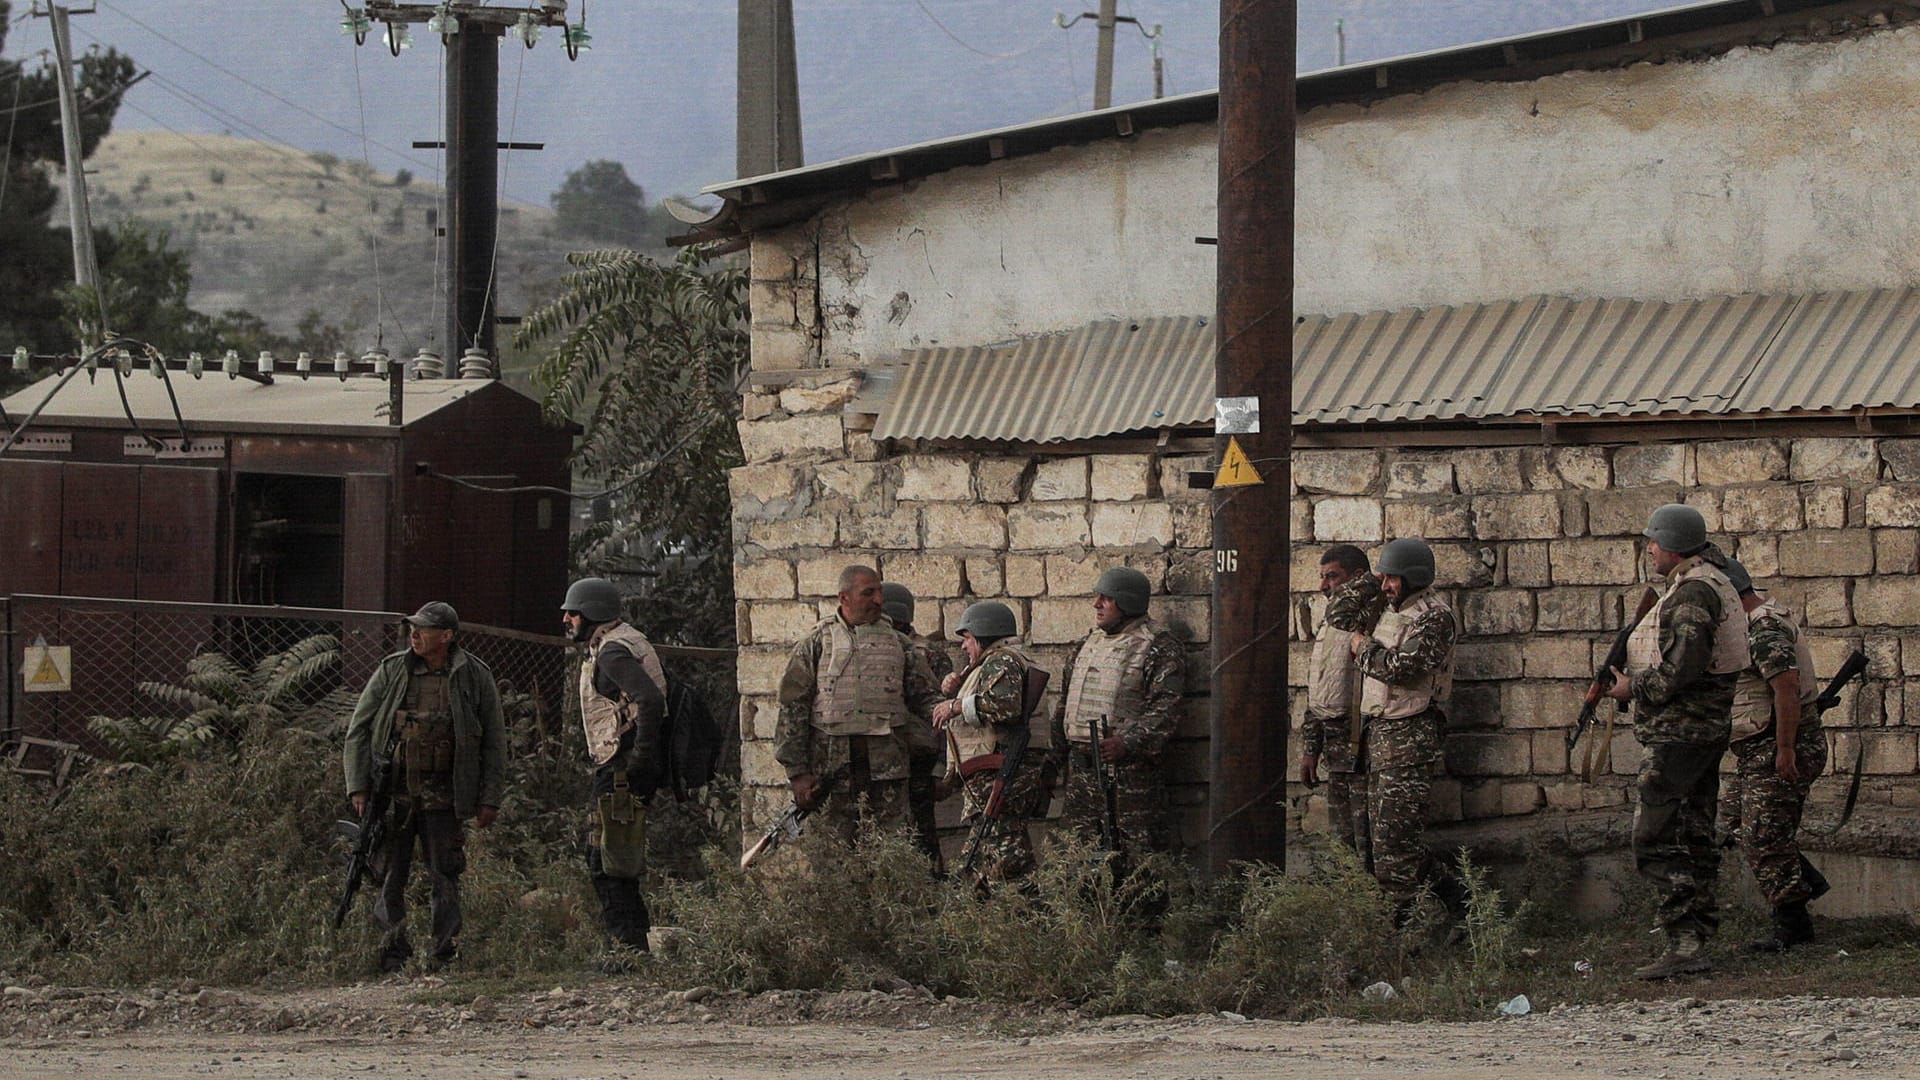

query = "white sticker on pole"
[{"left": 1215, "top": 396, "right": 1260, "bottom": 434}]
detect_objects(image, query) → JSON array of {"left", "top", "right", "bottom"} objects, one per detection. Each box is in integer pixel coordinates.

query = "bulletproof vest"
[
  {"left": 1359, "top": 589, "right": 1455, "bottom": 720},
  {"left": 580, "top": 622, "right": 668, "bottom": 766},
  {"left": 950, "top": 642, "right": 1046, "bottom": 762},
  {"left": 1061, "top": 616, "right": 1159, "bottom": 742},
  {"left": 1308, "top": 612, "right": 1361, "bottom": 719},
  {"left": 1627, "top": 556, "right": 1751, "bottom": 678},
  {"left": 812, "top": 617, "right": 907, "bottom": 737},
  {"left": 399, "top": 663, "right": 455, "bottom": 797},
  {"left": 1730, "top": 599, "right": 1820, "bottom": 744}
]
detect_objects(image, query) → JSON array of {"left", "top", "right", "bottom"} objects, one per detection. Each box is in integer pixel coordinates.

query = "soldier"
[
  {"left": 933, "top": 601, "right": 1048, "bottom": 885},
  {"left": 1301, "top": 544, "right": 1387, "bottom": 867},
  {"left": 775, "top": 565, "right": 942, "bottom": 839},
  {"left": 1347, "top": 538, "right": 1461, "bottom": 926},
  {"left": 342, "top": 602, "right": 505, "bottom": 973},
  {"left": 1605, "top": 503, "right": 1750, "bottom": 979},
  {"left": 1052, "top": 566, "right": 1186, "bottom": 857},
  {"left": 1720, "top": 559, "right": 1830, "bottom": 953},
  {"left": 560, "top": 577, "right": 669, "bottom": 968},
  {"left": 883, "top": 581, "right": 954, "bottom": 870}
]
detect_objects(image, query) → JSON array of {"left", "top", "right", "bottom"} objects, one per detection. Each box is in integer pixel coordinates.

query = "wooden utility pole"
[
  {"left": 1208, "top": 0, "right": 1295, "bottom": 874},
  {"left": 737, "top": 0, "right": 803, "bottom": 178},
  {"left": 444, "top": 15, "right": 499, "bottom": 370},
  {"left": 1093, "top": 0, "right": 1119, "bottom": 109},
  {"left": 44, "top": 3, "right": 100, "bottom": 345}
]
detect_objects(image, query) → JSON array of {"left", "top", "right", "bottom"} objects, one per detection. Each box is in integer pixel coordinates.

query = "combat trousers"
[
  {"left": 1732, "top": 726, "right": 1828, "bottom": 906},
  {"left": 1634, "top": 740, "right": 1726, "bottom": 938},
  {"left": 1367, "top": 763, "right": 1434, "bottom": 907},
  {"left": 817, "top": 735, "right": 910, "bottom": 843},
  {"left": 588, "top": 762, "right": 651, "bottom": 951},
  {"left": 1062, "top": 742, "right": 1172, "bottom": 856},
  {"left": 907, "top": 751, "right": 945, "bottom": 871},
  {"left": 1326, "top": 769, "right": 1372, "bottom": 871},
  {"left": 373, "top": 801, "right": 465, "bottom": 963},
  {"left": 956, "top": 765, "right": 1043, "bottom": 885}
]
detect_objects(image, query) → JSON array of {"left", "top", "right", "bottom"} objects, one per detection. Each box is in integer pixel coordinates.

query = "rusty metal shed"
[{"left": 0, "top": 370, "right": 573, "bottom": 634}]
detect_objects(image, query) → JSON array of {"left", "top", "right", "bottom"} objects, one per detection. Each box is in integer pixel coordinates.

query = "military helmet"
[
  {"left": 955, "top": 600, "right": 1018, "bottom": 641},
  {"left": 1722, "top": 557, "right": 1755, "bottom": 596},
  {"left": 561, "top": 577, "right": 624, "bottom": 624},
  {"left": 1376, "top": 537, "right": 1436, "bottom": 590},
  {"left": 880, "top": 582, "right": 915, "bottom": 627},
  {"left": 1093, "top": 566, "right": 1152, "bottom": 616},
  {"left": 1643, "top": 503, "right": 1707, "bottom": 555}
]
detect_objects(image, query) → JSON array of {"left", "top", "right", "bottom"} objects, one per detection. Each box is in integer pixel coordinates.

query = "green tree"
[
  {"left": 0, "top": 0, "right": 138, "bottom": 376},
  {"left": 515, "top": 248, "right": 746, "bottom": 647},
  {"left": 550, "top": 159, "right": 667, "bottom": 248}
]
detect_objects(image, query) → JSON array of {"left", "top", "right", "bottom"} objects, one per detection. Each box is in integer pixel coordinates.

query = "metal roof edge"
[{"left": 695, "top": 0, "right": 1898, "bottom": 233}]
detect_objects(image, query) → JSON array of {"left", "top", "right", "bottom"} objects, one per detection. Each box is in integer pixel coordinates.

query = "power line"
[
  {"left": 93, "top": 0, "right": 439, "bottom": 175},
  {"left": 909, "top": 0, "right": 1050, "bottom": 62}
]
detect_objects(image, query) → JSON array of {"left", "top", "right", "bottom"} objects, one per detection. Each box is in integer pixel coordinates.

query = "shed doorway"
[{"left": 233, "top": 474, "right": 345, "bottom": 609}]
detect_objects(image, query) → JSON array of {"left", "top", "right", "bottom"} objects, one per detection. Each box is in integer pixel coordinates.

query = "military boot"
[
  {"left": 1633, "top": 929, "right": 1712, "bottom": 980},
  {"left": 1747, "top": 900, "right": 1815, "bottom": 953}
]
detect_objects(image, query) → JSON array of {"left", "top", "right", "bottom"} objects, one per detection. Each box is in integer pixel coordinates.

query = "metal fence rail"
[{"left": 2, "top": 594, "right": 737, "bottom": 767}]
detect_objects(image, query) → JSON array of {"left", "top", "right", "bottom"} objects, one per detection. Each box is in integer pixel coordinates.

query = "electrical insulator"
[
  {"left": 223, "top": 350, "right": 241, "bottom": 378},
  {"left": 413, "top": 348, "right": 445, "bottom": 379},
  {"left": 187, "top": 352, "right": 205, "bottom": 379},
  {"left": 365, "top": 348, "right": 391, "bottom": 379},
  {"left": 10, "top": 346, "right": 26, "bottom": 373},
  {"left": 340, "top": 9, "right": 372, "bottom": 37},
  {"left": 512, "top": 13, "right": 540, "bottom": 47},
  {"left": 427, "top": 4, "right": 459, "bottom": 35},
  {"left": 116, "top": 350, "right": 134, "bottom": 378},
  {"left": 385, "top": 23, "right": 413, "bottom": 52},
  {"left": 333, "top": 351, "right": 353, "bottom": 379},
  {"left": 296, "top": 351, "right": 314, "bottom": 378},
  {"left": 149, "top": 353, "right": 166, "bottom": 378},
  {"left": 258, "top": 351, "right": 276, "bottom": 376},
  {"left": 459, "top": 347, "right": 494, "bottom": 379}
]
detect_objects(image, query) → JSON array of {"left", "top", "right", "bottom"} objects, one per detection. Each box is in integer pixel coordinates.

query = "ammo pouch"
[{"left": 594, "top": 770, "right": 648, "bottom": 879}]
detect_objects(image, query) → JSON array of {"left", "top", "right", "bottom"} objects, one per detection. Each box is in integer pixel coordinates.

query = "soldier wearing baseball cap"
[{"left": 1604, "top": 503, "right": 1750, "bottom": 979}]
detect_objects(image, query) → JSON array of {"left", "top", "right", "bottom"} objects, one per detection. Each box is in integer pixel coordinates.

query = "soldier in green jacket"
[
  {"left": 933, "top": 601, "right": 1047, "bottom": 886},
  {"left": 1605, "top": 504, "right": 1749, "bottom": 979},
  {"left": 342, "top": 602, "right": 506, "bottom": 973}
]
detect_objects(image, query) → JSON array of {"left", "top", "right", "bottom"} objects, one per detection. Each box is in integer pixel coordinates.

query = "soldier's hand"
[
  {"left": 932, "top": 699, "right": 960, "bottom": 729},
  {"left": 791, "top": 773, "right": 821, "bottom": 811},
  {"left": 1300, "top": 753, "right": 1320, "bottom": 786},
  {"left": 475, "top": 805, "right": 499, "bottom": 829},
  {"left": 1099, "top": 734, "right": 1129, "bottom": 764},
  {"left": 350, "top": 791, "right": 369, "bottom": 817},
  {"left": 1604, "top": 666, "right": 1633, "bottom": 702},
  {"left": 940, "top": 672, "right": 962, "bottom": 696},
  {"left": 1349, "top": 631, "right": 1369, "bottom": 658},
  {"left": 1776, "top": 744, "right": 1800, "bottom": 784}
]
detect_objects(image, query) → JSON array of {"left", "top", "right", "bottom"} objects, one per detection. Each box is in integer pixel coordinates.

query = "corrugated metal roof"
[
  {"left": 872, "top": 317, "right": 1215, "bottom": 443},
  {"left": 869, "top": 287, "right": 1920, "bottom": 441},
  {"left": 0, "top": 372, "right": 504, "bottom": 433}
]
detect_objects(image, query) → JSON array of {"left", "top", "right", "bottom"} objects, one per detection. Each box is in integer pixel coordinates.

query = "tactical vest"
[
  {"left": 1730, "top": 599, "right": 1820, "bottom": 744},
  {"left": 812, "top": 617, "right": 907, "bottom": 737},
  {"left": 399, "top": 664, "right": 455, "bottom": 797},
  {"left": 950, "top": 642, "right": 1046, "bottom": 761},
  {"left": 580, "top": 622, "right": 668, "bottom": 766},
  {"left": 1627, "top": 556, "right": 1750, "bottom": 678},
  {"left": 1308, "top": 614, "right": 1361, "bottom": 719},
  {"left": 1360, "top": 589, "right": 1455, "bottom": 720},
  {"left": 1061, "top": 617, "right": 1160, "bottom": 742}
]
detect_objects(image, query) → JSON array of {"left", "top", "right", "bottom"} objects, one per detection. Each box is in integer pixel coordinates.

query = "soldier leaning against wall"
[{"left": 1301, "top": 544, "right": 1387, "bottom": 871}]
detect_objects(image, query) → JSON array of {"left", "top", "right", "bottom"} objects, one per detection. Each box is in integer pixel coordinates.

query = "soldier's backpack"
[{"left": 663, "top": 675, "right": 723, "bottom": 801}]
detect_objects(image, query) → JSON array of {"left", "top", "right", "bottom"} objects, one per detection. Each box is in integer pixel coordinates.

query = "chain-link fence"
[{"left": 2, "top": 594, "right": 737, "bottom": 771}]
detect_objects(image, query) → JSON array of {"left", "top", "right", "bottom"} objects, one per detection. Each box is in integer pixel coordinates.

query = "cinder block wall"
[{"left": 1284, "top": 438, "right": 1920, "bottom": 846}]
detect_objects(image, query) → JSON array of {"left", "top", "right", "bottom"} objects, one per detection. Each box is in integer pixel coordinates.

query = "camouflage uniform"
[
  {"left": 1052, "top": 616, "right": 1186, "bottom": 856},
  {"left": 1729, "top": 603, "right": 1827, "bottom": 906},
  {"left": 946, "top": 641, "right": 1046, "bottom": 885},
  {"left": 1353, "top": 587, "right": 1456, "bottom": 909},
  {"left": 775, "top": 614, "right": 941, "bottom": 842},
  {"left": 1303, "top": 574, "right": 1386, "bottom": 866},
  {"left": 1626, "top": 553, "right": 1747, "bottom": 941},
  {"left": 905, "top": 631, "right": 956, "bottom": 868}
]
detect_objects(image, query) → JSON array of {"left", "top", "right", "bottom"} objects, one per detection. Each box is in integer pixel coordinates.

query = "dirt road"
[{"left": 3, "top": 980, "right": 1913, "bottom": 1078}]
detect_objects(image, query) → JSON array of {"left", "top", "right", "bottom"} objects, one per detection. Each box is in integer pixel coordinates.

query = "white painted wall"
[{"left": 773, "top": 24, "right": 1920, "bottom": 364}]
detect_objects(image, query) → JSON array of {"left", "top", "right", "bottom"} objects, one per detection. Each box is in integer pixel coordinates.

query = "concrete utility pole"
[
  {"left": 44, "top": 3, "right": 101, "bottom": 345},
  {"left": 1208, "top": 0, "right": 1295, "bottom": 874},
  {"left": 737, "top": 0, "right": 803, "bottom": 178},
  {"left": 444, "top": 15, "right": 499, "bottom": 370},
  {"left": 1093, "top": 0, "right": 1119, "bottom": 109}
]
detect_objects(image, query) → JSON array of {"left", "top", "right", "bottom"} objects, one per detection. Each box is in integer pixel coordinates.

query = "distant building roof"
[
  {"left": 866, "top": 287, "right": 1920, "bottom": 442},
  {"left": 0, "top": 372, "right": 518, "bottom": 438},
  {"left": 693, "top": 0, "right": 1899, "bottom": 239}
]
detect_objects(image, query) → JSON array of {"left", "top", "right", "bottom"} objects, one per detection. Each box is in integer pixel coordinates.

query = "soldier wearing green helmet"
[
  {"left": 1348, "top": 537, "right": 1465, "bottom": 928},
  {"left": 932, "top": 601, "right": 1050, "bottom": 885},
  {"left": 1603, "top": 502, "right": 1749, "bottom": 979},
  {"left": 1051, "top": 566, "right": 1186, "bottom": 856}
]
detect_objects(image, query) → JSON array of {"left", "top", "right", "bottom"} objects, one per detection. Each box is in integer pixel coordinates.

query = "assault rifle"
[
  {"left": 1569, "top": 586, "right": 1660, "bottom": 782},
  {"left": 1088, "top": 713, "right": 1125, "bottom": 864},
  {"left": 740, "top": 767, "right": 846, "bottom": 869},
  {"left": 1809, "top": 649, "right": 1870, "bottom": 836},
  {"left": 333, "top": 725, "right": 402, "bottom": 929},
  {"left": 956, "top": 667, "right": 1051, "bottom": 877}
]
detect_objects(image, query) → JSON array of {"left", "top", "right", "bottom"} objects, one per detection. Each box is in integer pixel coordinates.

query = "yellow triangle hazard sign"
[
  {"left": 23, "top": 644, "right": 71, "bottom": 692},
  {"left": 30, "top": 654, "right": 62, "bottom": 685},
  {"left": 1214, "top": 437, "right": 1264, "bottom": 488}
]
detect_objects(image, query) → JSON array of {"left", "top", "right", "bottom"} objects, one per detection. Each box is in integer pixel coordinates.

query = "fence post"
[{"left": 2, "top": 597, "right": 15, "bottom": 745}]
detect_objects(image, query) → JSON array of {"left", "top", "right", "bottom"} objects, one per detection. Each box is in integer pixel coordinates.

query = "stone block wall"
[
  {"left": 731, "top": 368, "right": 1220, "bottom": 849},
  {"left": 1285, "top": 437, "right": 1920, "bottom": 849}
]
